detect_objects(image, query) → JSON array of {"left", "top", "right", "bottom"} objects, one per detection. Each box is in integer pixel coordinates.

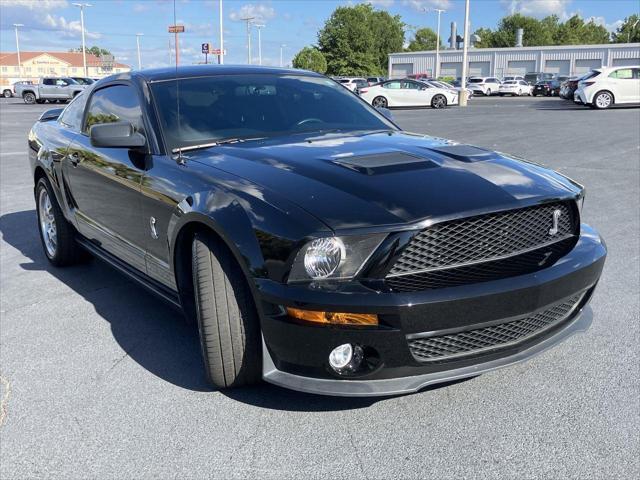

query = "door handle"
[{"left": 69, "top": 152, "right": 81, "bottom": 166}]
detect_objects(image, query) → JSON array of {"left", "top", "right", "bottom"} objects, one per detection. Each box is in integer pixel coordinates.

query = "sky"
[{"left": 0, "top": 0, "right": 638, "bottom": 69}]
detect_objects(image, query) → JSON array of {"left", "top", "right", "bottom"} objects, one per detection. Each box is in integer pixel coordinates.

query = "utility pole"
[
  {"left": 241, "top": 16, "right": 254, "bottom": 64},
  {"left": 218, "top": 0, "right": 224, "bottom": 64},
  {"left": 135, "top": 33, "right": 143, "bottom": 70},
  {"left": 460, "top": 0, "right": 470, "bottom": 106},
  {"left": 73, "top": 3, "right": 92, "bottom": 77},
  {"left": 279, "top": 44, "right": 286, "bottom": 67},
  {"left": 13, "top": 24, "right": 23, "bottom": 78},
  {"left": 432, "top": 8, "right": 445, "bottom": 79},
  {"left": 254, "top": 24, "right": 265, "bottom": 65}
]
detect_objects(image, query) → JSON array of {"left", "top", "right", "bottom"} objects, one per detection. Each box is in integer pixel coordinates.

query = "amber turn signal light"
[{"left": 286, "top": 307, "right": 378, "bottom": 326}]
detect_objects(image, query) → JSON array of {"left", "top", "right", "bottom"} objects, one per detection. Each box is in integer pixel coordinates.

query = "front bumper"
[{"left": 257, "top": 224, "right": 606, "bottom": 396}]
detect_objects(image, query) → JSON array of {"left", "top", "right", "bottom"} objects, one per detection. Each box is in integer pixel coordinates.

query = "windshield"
[
  {"left": 468, "top": 78, "right": 483, "bottom": 83},
  {"left": 151, "top": 74, "right": 396, "bottom": 150}
]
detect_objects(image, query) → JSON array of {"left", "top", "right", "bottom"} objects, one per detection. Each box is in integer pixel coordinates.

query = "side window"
[
  {"left": 634, "top": 68, "right": 640, "bottom": 79},
  {"left": 610, "top": 69, "right": 632, "bottom": 79},
  {"left": 84, "top": 84, "right": 145, "bottom": 134},
  {"left": 401, "top": 81, "right": 419, "bottom": 90},
  {"left": 43, "top": 78, "right": 54, "bottom": 86},
  {"left": 384, "top": 81, "right": 401, "bottom": 89},
  {"left": 56, "top": 79, "right": 68, "bottom": 86},
  {"left": 59, "top": 90, "right": 89, "bottom": 132}
]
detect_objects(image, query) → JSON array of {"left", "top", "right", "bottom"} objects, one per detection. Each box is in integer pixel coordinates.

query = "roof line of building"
[{"left": 390, "top": 42, "right": 640, "bottom": 56}]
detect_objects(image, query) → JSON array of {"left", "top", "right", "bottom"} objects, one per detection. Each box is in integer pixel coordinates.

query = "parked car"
[
  {"left": 574, "top": 66, "right": 640, "bottom": 109},
  {"left": 532, "top": 80, "right": 556, "bottom": 96},
  {"left": 525, "top": 72, "right": 554, "bottom": 85},
  {"left": 71, "top": 77, "right": 96, "bottom": 85},
  {"left": 15, "top": 77, "right": 86, "bottom": 104},
  {"left": 336, "top": 77, "right": 368, "bottom": 92},
  {"left": 502, "top": 75, "right": 525, "bottom": 82},
  {"left": 499, "top": 80, "right": 533, "bottom": 96},
  {"left": 424, "top": 79, "right": 473, "bottom": 98},
  {"left": 359, "top": 78, "right": 458, "bottom": 108},
  {"left": 366, "top": 76, "right": 385, "bottom": 86},
  {"left": 407, "top": 73, "right": 431, "bottom": 81},
  {"left": 28, "top": 65, "right": 606, "bottom": 397},
  {"left": 467, "top": 77, "right": 502, "bottom": 96}
]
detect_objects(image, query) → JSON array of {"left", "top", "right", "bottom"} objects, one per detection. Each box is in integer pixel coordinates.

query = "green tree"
[
  {"left": 554, "top": 15, "right": 609, "bottom": 45},
  {"left": 472, "top": 27, "right": 495, "bottom": 48},
  {"left": 612, "top": 14, "right": 640, "bottom": 43},
  {"left": 318, "top": 4, "right": 403, "bottom": 76},
  {"left": 491, "top": 14, "right": 554, "bottom": 47},
  {"left": 406, "top": 27, "right": 439, "bottom": 51},
  {"left": 69, "top": 45, "right": 112, "bottom": 57},
  {"left": 292, "top": 47, "right": 327, "bottom": 73}
]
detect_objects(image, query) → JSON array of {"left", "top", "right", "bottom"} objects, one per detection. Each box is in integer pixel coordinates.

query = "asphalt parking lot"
[{"left": 1, "top": 95, "right": 638, "bottom": 479}]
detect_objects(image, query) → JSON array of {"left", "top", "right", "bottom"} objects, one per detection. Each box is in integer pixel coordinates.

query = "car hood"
[{"left": 188, "top": 131, "right": 580, "bottom": 231}]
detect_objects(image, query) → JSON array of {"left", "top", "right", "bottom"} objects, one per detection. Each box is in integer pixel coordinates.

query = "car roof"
[{"left": 101, "top": 65, "right": 322, "bottom": 83}]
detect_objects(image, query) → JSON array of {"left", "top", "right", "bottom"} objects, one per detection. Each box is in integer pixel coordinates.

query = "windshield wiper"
[{"left": 172, "top": 136, "right": 267, "bottom": 154}]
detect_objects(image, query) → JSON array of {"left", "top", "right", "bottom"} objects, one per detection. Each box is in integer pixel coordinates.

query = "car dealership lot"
[{"left": 1, "top": 96, "right": 638, "bottom": 479}]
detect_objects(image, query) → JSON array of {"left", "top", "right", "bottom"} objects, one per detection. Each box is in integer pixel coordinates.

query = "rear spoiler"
[{"left": 38, "top": 108, "right": 64, "bottom": 122}]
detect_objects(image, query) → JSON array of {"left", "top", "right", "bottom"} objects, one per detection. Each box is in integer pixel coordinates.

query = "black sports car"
[{"left": 29, "top": 66, "right": 606, "bottom": 397}]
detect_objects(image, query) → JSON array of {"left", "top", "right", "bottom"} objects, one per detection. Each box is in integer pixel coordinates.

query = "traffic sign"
[{"left": 201, "top": 43, "right": 210, "bottom": 54}]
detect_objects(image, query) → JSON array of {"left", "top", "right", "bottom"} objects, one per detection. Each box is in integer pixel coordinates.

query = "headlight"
[
  {"left": 288, "top": 234, "right": 387, "bottom": 283},
  {"left": 577, "top": 189, "right": 586, "bottom": 216}
]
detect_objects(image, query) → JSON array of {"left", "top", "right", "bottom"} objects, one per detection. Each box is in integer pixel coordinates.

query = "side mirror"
[
  {"left": 39, "top": 108, "right": 64, "bottom": 122},
  {"left": 89, "top": 122, "right": 146, "bottom": 149},
  {"left": 376, "top": 106, "right": 393, "bottom": 121}
]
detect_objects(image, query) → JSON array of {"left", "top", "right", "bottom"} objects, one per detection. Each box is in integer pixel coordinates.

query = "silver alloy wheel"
[
  {"left": 595, "top": 92, "right": 612, "bottom": 109},
  {"left": 24, "top": 92, "right": 36, "bottom": 104},
  {"left": 38, "top": 188, "right": 57, "bottom": 257},
  {"left": 372, "top": 96, "right": 387, "bottom": 108},
  {"left": 432, "top": 95, "right": 446, "bottom": 108}
]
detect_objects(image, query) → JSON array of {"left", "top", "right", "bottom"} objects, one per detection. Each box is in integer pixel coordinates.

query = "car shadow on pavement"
[{"left": 1, "top": 209, "right": 474, "bottom": 411}]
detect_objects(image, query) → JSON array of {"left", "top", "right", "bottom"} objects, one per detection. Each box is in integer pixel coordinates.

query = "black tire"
[
  {"left": 372, "top": 96, "right": 388, "bottom": 108},
  {"left": 23, "top": 92, "right": 36, "bottom": 104},
  {"left": 192, "top": 233, "right": 261, "bottom": 389},
  {"left": 592, "top": 90, "right": 614, "bottom": 110},
  {"left": 485, "top": 88, "right": 492, "bottom": 96},
  {"left": 35, "top": 177, "right": 81, "bottom": 267},
  {"left": 36, "top": 99, "right": 45, "bottom": 104},
  {"left": 431, "top": 94, "right": 447, "bottom": 109},
  {"left": 2, "top": 89, "right": 11, "bottom": 98}
]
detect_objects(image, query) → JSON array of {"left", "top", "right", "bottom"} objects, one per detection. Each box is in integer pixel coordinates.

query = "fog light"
[{"left": 328, "top": 343, "right": 364, "bottom": 373}]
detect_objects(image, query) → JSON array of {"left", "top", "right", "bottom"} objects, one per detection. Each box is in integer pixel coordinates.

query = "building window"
[
  {"left": 1, "top": 66, "right": 7, "bottom": 72},
  {"left": 14, "top": 66, "right": 19, "bottom": 72},
  {"left": 72, "top": 67, "right": 78, "bottom": 73},
  {"left": 26, "top": 66, "right": 31, "bottom": 72},
  {"left": 38, "top": 67, "right": 44, "bottom": 73}
]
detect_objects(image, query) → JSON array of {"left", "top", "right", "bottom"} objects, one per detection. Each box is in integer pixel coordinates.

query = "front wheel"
[
  {"left": 485, "top": 89, "right": 492, "bottom": 96},
  {"left": 593, "top": 91, "right": 613, "bottom": 109},
  {"left": 431, "top": 94, "right": 447, "bottom": 109},
  {"left": 2, "top": 89, "right": 11, "bottom": 98},
  {"left": 35, "top": 177, "right": 81, "bottom": 266},
  {"left": 192, "top": 233, "right": 261, "bottom": 389},
  {"left": 372, "top": 96, "right": 388, "bottom": 108}
]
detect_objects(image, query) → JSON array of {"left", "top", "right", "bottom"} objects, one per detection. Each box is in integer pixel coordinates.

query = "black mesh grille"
[
  {"left": 408, "top": 293, "right": 583, "bottom": 362},
  {"left": 386, "top": 202, "right": 577, "bottom": 290}
]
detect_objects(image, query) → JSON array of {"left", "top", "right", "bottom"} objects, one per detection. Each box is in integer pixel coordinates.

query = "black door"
[{"left": 65, "top": 83, "right": 148, "bottom": 273}]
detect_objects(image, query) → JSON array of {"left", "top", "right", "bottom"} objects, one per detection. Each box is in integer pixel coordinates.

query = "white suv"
[
  {"left": 467, "top": 77, "right": 502, "bottom": 96},
  {"left": 574, "top": 66, "right": 640, "bottom": 109},
  {"left": 336, "top": 77, "right": 369, "bottom": 92}
]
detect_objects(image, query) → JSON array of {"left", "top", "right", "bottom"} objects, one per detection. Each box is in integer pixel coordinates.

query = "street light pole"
[
  {"left": 460, "top": 0, "right": 470, "bottom": 106},
  {"left": 218, "top": 0, "right": 224, "bottom": 64},
  {"left": 13, "top": 24, "right": 23, "bottom": 78},
  {"left": 432, "top": 8, "right": 445, "bottom": 79},
  {"left": 254, "top": 24, "right": 265, "bottom": 65},
  {"left": 279, "top": 44, "right": 286, "bottom": 67},
  {"left": 241, "top": 16, "right": 254, "bottom": 64},
  {"left": 72, "top": 3, "right": 92, "bottom": 77},
  {"left": 135, "top": 33, "right": 143, "bottom": 70}
]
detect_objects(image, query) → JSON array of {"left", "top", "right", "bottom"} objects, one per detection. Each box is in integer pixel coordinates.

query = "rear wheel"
[
  {"left": 23, "top": 92, "right": 36, "bottom": 104},
  {"left": 35, "top": 177, "right": 81, "bottom": 267},
  {"left": 485, "top": 88, "right": 492, "bottom": 96},
  {"left": 431, "top": 94, "right": 447, "bottom": 109},
  {"left": 192, "top": 233, "right": 261, "bottom": 389},
  {"left": 372, "top": 96, "right": 388, "bottom": 108},
  {"left": 2, "top": 89, "right": 11, "bottom": 98},
  {"left": 593, "top": 91, "right": 613, "bottom": 109}
]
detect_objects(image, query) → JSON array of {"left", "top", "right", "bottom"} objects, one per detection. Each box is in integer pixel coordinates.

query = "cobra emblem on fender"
[{"left": 549, "top": 209, "right": 562, "bottom": 236}]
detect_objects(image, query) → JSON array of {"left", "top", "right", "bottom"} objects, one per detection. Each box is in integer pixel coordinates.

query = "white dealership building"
[{"left": 388, "top": 43, "right": 640, "bottom": 79}]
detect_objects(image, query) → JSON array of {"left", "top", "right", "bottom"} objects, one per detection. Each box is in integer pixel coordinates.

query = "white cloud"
[
  {"left": 1, "top": 0, "right": 67, "bottom": 9},
  {"left": 589, "top": 16, "right": 624, "bottom": 33},
  {"left": 44, "top": 14, "right": 102, "bottom": 39},
  {"left": 368, "top": 0, "right": 395, "bottom": 7},
  {"left": 402, "top": 0, "right": 450, "bottom": 11},
  {"left": 501, "top": 0, "right": 572, "bottom": 20},
  {"left": 229, "top": 3, "right": 276, "bottom": 23}
]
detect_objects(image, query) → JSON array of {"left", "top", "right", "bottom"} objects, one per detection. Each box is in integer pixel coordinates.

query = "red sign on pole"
[{"left": 168, "top": 25, "right": 185, "bottom": 33}]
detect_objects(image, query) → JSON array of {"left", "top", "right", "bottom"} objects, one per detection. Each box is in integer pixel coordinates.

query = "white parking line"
[{"left": 0, "top": 151, "right": 26, "bottom": 156}]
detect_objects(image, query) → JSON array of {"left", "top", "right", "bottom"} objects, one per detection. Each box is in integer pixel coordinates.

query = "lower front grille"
[{"left": 407, "top": 292, "right": 584, "bottom": 363}]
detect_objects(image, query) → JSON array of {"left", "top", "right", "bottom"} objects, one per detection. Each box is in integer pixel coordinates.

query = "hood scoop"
[
  {"left": 331, "top": 151, "right": 437, "bottom": 175},
  {"left": 425, "top": 144, "right": 501, "bottom": 163}
]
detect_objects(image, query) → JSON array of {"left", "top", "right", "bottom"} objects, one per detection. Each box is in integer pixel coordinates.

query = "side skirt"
[{"left": 76, "top": 236, "right": 182, "bottom": 311}]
